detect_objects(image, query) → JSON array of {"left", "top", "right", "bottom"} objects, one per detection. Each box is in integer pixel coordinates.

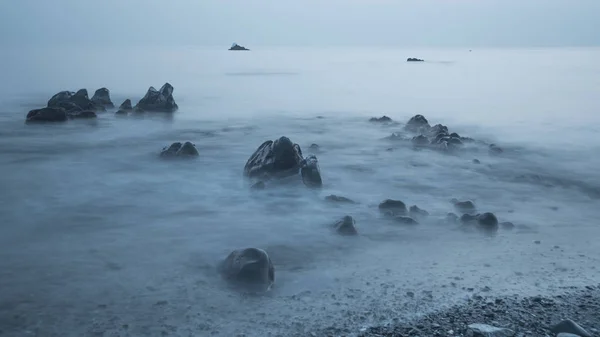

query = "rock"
[
  {"left": 460, "top": 213, "right": 479, "bottom": 224},
  {"left": 134, "top": 83, "right": 178, "bottom": 112},
  {"left": 451, "top": 199, "right": 477, "bottom": 214},
  {"left": 91, "top": 88, "right": 114, "bottom": 108},
  {"left": 473, "top": 159, "right": 481, "bottom": 164},
  {"left": 476, "top": 212, "right": 499, "bottom": 230},
  {"left": 325, "top": 195, "right": 356, "bottom": 204},
  {"left": 48, "top": 89, "right": 104, "bottom": 111},
  {"left": 500, "top": 221, "right": 515, "bottom": 230},
  {"left": 405, "top": 114, "right": 430, "bottom": 133},
  {"left": 467, "top": 323, "right": 515, "bottom": 337},
  {"left": 229, "top": 43, "right": 250, "bottom": 51},
  {"left": 489, "top": 144, "right": 503, "bottom": 155},
  {"left": 309, "top": 143, "right": 320, "bottom": 151},
  {"left": 55, "top": 101, "right": 83, "bottom": 113},
  {"left": 244, "top": 136, "right": 304, "bottom": 179},
  {"left": 409, "top": 205, "right": 429, "bottom": 218},
  {"left": 394, "top": 216, "right": 418, "bottom": 225},
  {"left": 160, "top": 141, "right": 199, "bottom": 158},
  {"left": 379, "top": 199, "right": 407, "bottom": 216},
  {"left": 550, "top": 319, "right": 592, "bottom": 337},
  {"left": 218, "top": 248, "right": 274, "bottom": 292},
  {"left": 251, "top": 181, "right": 265, "bottom": 190},
  {"left": 332, "top": 215, "right": 358, "bottom": 236},
  {"left": 428, "top": 124, "right": 449, "bottom": 138},
  {"left": 446, "top": 212, "right": 459, "bottom": 223},
  {"left": 407, "top": 58, "right": 424, "bottom": 62},
  {"left": 26, "top": 107, "right": 68, "bottom": 123},
  {"left": 411, "top": 135, "right": 430, "bottom": 146},
  {"left": 68, "top": 110, "right": 97, "bottom": 119},
  {"left": 301, "top": 154, "right": 323, "bottom": 188},
  {"left": 369, "top": 116, "right": 393, "bottom": 123},
  {"left": 116, "top": 99, "right": 133, "bottom": 115}
]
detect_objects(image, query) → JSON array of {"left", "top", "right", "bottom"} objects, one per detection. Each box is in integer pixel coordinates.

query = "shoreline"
[{"left": 351, "top": 285, "right": 600, "bottom": 337}]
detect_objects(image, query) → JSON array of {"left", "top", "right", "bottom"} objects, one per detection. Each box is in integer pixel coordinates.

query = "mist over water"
[{"left": 1, "top": 47, "right": 600, "bottom": 336}]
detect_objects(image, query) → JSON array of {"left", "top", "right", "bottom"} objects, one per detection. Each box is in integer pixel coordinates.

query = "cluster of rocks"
[
  {"left": 407, "top": 57, "right": 425, "bottom": 62},
  {"left": 159, "top": 141, "right": 199, "bottom": 158},
  {"left": 25, "top": 83, "right": 178, "bottom": 122},
  {"left": 359, "top": 287, "right": 599, "bottom": 337}
]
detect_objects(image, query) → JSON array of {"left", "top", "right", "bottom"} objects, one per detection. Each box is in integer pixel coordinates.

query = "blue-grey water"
[{"left": 1, "top": 47, "right": 600, "bottom": 337}]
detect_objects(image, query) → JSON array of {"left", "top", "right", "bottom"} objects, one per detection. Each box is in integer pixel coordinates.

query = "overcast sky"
[{"left": 1, "top": 0, "right": 598, "bottom": 47}]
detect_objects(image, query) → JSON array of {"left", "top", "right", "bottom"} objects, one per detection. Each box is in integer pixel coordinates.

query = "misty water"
[{"left": 1, "top": 47, "right": 600, "bottom": 337}]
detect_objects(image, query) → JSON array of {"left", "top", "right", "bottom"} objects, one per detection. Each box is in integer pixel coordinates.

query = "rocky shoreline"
[{"left": 356, "top": 286, "right": 599, "bottom": 337}]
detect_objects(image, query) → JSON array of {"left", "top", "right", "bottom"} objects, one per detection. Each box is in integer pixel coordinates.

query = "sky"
[{"left": 0, "top": 0, "right": 598, "bottom": 48}]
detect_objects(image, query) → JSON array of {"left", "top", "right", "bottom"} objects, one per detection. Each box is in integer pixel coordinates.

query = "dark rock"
[
  {"left": 119, "top": 99, "right": 133, "bottom": 111},
  {"left": 244, "top": 136, "right": 304, "bottom": 179},
  {"left": 411, "top": 135, "right": 430, "bottom": 146},
  {"left": 407, "top": 58, "right": 424, "bottom": 62},
  {"left": 229, "top": 43, "right": 250, "bottom": 51},
  {"left": 134, "top": 83, "right": 178, "bottom": 113},
  {"left": 309, "top": 143, "right": 320, "bottom": 151},
  {"left": 48, "top": 89, "right": 104, "bottom": 111},
  {"left": 91, "top": 88, "right": 114, "bottom": 108},
  {"left": 379, "top": 199, "right": 407, "bottom": 216},
  {"left": 428, "top": 124, "right": 449, "bottom": 138},
  {"left": 26, "top": 107, "right": 68, "bottom": 123},
  {"left": 369, "top": 116, "right": 393, "bottom": 123},
  {"left": 446, "top": 212, "right": 459, "bottom": 223},
  {"left": 409, "top": 205, "right": 429, "bottom": 218},
  {"left": 550, "top": 319, "right": 592, "bottom": 337},
  {"left": 460, "top": 213, "right": 479, "bottom": 224},
  {"left": 160, "top": 141, "right": 199, "bottom": 158},
  {"left": 325, "top": 195, "right": 356, "bottom": 204},
  {"left": 473, "top": 159, "right": 481, "bottom": 164},
  {"left": 55, "top": 101, "right": 83, "bottom": 113},
  {"left": 68, "top": 110, "right": 97, "bottom": 119},
  {"left": 450, "top": 132, "right": 460, "bottom": 138},
  {"left": 301, "top": 154, "right": 323, "bottom": 188},
  {"left": 218, "top": 248, "right": 274, "bottom": 292},
  {"left": 395, "top": 216, "right": 418, "bottom": 225},
  {"left": 332, "top": 215, "right": 358, "bottom": 236},
  {"left": 476, "top": 212, "right": 499, "bottom": 230},
  {"left": 500, "top": 221, "right": 515, "bottom": 230},
  {"left": 489, "top": 144, "right": 503, "bottom": 155},
  {"left": 451, "top": 199, "right": 477, "bottom": 214},
  {"left": 251, "top": 181, "right": 266, "bottom": 190},
  {"left": 467, "top": 323, "right": 514, "bottom": 337},
  {"left": 405, "top": 114, "right": 430, "bottom": 133}
]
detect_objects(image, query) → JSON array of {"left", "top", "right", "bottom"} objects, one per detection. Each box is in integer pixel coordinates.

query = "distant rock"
[
  {"left": 116, "top": 99, "right": 133, "bottom": 115},
  {"left": 218, "top": 248, "right": 274, "bottom": 292},
  {"left": 451, "top": 199, "right": 477, "bottom": 214},
  {"left": 407, "top": 58, "right": 424, "bottom": 62},
  {"left": 460, "top": 213, "right": 478, "bottom": 224},
  {"left": 251, "top": 181, "right": 266, "bottom": 190},
  {"left": 332, "top": 215, "right": 358, "bottom": 236},
  {"left": 489, "top": 144, "right": 504, "bottom": 155},
  {"left": 409, "top": 205, "right": 429, "bottom": 218},
  {"left": 550, "top": 319, "right": 592, "bottom": 337},
  {"left": 394, "top": 216, "right": 418, "bottom": 225},
  {"left": 134, "top": 83, "right": 178, "bottom": 113},
  {"left": 411, "top": 135, "right": 430, "bottom": 147},
  {"left": 473, "top": 159, "right": 481, "bottom": 164},
  {"left": 405, "top": 114, "right": 430, "bottom": 133},
  {"left": 229, "top": 43, "right": 249, "bottom": 51},
  {"left": 160, "top": 141, "right": 199, "bottom": 158},
  {"left": 369, "top": 116, "right": 393, "bottom": 123},
  {"left": 379, "top": 199, "right": 407, "bottom": 216},
  {"left": 300, "top": 154, "right": 323, "bottom": 188},
  {"left": 446, "top": 212, "right": 459, "bottom": 223},
  {"left": 325, "top": 195, "right": 356, "bottom": 204},
  {"left": 91, "top": 88, "right": 114, "bottom": 108},
  {"left": 309, "top": 143, "right": 320, "bottom": 151},
  {"left": 500, "top": 221, "right": 515, "bottom": 230},
  {"left": 476, "top": 212, "right": 498, "bottom": 230},
  {"left": 467, "top": 323, "right": 514, "bottom": 337},
  {"left": 48, "top": 89, "right": 105, "bottom": 112},
  {"left": 26, "top": 107, "right": 68, "bottom": 123}
]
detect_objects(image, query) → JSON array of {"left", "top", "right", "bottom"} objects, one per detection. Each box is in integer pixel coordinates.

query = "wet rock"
[
  {"left": 550, "top": 319, "right": 592, "bottom": 337},
  {"left": 332, "top": 215, "right": 358, "bottom": 236},
  {"left": 91, "top": 87, "right": 114, "bottom": 108},
  {"left": 473, "top": 159, "right": 481, "bottom": 164},
  {"left": 134, "top": 83, "right": 178, "bottom": 112},
  {"left": 428, "top": 124, "right": 449, "bottom": 138},
  {"left": 489, "top": 144, "right": 503, "bottom": 155},
  {"left": 160, "top": 141, "right": 199, "bottom": 158},
  {"left": 116, "top": 99, "right": 133, "bottom": 114},
  {"left": 500, "top": 221, "right": 515, "bottom": 230},
  {"left": 407, "top": 57, "right": 424, "bottom": 62},
  {"left": 405, "top": 114, "right": 430, "bottom": 133},
  {"left": 68, "top": 110, "right": 97, "bottom": 119},
  {"left": 460, "top": 213, "right": 479, "bottom": 224},
  {"left": 476, "top": 212, "right": 498, "bottom": 230},
  {"left": 452, "top": 199, "right": 477, "bottom": 214},
  {"left": 244, "top": 136, "right": 304, "bottom": 179},
  {"left": 379, "top": 199, "right": 407, "bottom": 216},
  {"left": 467, "top": 323, "right": 514, "bottom": 337},
  {"left": 395, "top": 216, "right": 418, "bottom": 225},
  {"left": 411, "top": 135, "right": 430, "bottom": 146},
  {"left": 48, "top": 89, "right": 104, "bottom": 111},
  {"left": 250, "top": 181, "right": 265, "bottom": 190},
  {"left": 26, "top": 107, "right": 68, "bottom": 123},
  {"left": 446, "top": 212, "right": 459, "bottom": 223},
  {"left": 369, "top": 116, "right": 393, "bottom": 123},
  {"left": 325, "top": 195, "right": 356, "bottom": 204},
  {"left": 409, "top": 205, "right": 429, "bottom": 218},
  {"left": 229, "top": 43, "right": 249, "bottom": 51},
  {"left": 218, "top": 248, "right": 274, "bottom": 292},
  {"left": 301, "top": 154, "right": 323, "bottom": 188}
]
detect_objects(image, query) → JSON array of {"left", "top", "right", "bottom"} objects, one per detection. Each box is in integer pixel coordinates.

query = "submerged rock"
[
  {"left": 452, "top": 199, "right": 477, "bottom": 214},
  {"left": 369, "top": 116, "right": 393, "bottom": 123},
  {"left": 500, "top": 221, "right": 515, "bottom": 230},
  {"left": 476, "top": 212, "right": 499, "bottom": 230},
  {"left": 332, "top": 215, "right": 358, "bottom": 236},
  {"left": 218, "top": 248, "right": 274, "bottom": 292},
  {"left": 309, "top": 143, "right": 320, "bottom": 151},
  {"left": 446, "top": 212, "right": 459, "bottom": 223},
  {"left": 26, "top": 107, "right": 68, "bottom": 123},
  {"left": 300, "top": 154, "right": 323, "bottom": 188},
  {"left": 409, "top": 205, "right": 429, "bottom": 218},
  {"left": 251, "top": 181, "right": 266, "bottom": 190},
  {"left": 407, "top": 58, "right": 424, "bottom": 62},
  {"left": 379, "top": 199, "right": 407, "bottom": 216},
  {"left": 325, "top": 195, "right": 356, "bottom": 204},
  {"left": 489, "top": 143, "right": 504, "bottom": 155},
  {"left": 160, "top": 141, "right": 199, "bottom": 158},
  {"left": 411, "top": 135, "right": 430, "bottom": 147},
  {"left": 134, "top": 83, "right": 178, "bottom": 112},
  {"left": 460, "top": 213, "right": 479, "bottom": 224},
  {"left": 394, "top": 216, "right": 418, "bottom": 225},
  {"left": 91, "top": 88, "right": 114, "bottom": 108}
]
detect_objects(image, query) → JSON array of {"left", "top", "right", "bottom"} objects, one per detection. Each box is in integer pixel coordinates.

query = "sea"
[{"left": 1, "top": 46, "right": 599, "bottom": 337}]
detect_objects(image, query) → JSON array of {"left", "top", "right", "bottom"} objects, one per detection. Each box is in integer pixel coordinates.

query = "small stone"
[
  {"left": 550, "top": 319, "right": 592, "bottom": 337},
  {"left": 394, "top": 216, "right": 418, "bottom": 225},
  {"left": 473, "top": 159, "right": 481, "bottom": 164},
  {"left": 325, "top": 195, "right": 356, "bottom": 204},
  {"left": 467, "top": 323, "right": 515, "bottom": 337},
  {"left": 406, "top": 291, "right": 415, "bottom": 298},
  {"left": 500, "top": 221, "right": 515, "bottom": 230},
  {"left": 534, "top": 240, "right": 541, "bottom": 244}
]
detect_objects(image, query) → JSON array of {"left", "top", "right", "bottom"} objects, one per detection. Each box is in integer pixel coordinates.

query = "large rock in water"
[
  {"left": 244, "top": 136, "right": 302, "bottom": 177},
  {"left": 91, "top": 88, "right": 114, "bottom": 108},
  {"left": 134, "top": 83, "right": 178, "bottom": 112},
  {"left": 48, "top": 89, "right": 105, "bottom": 112},
  {"left": 218, "top": 248, "right": 274, "bottom": 292},
  {"left": 405, "top": 114, "right": 430, "bottom": 133},
  {"left": 160, "top": 142, "right": 199, "bottom": 158},
  {"left": 300, "top": 154, "right": 323, "bottom": 188},
  {"left": 26, "top": 107, "right": 68, "bottom": 123}
]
